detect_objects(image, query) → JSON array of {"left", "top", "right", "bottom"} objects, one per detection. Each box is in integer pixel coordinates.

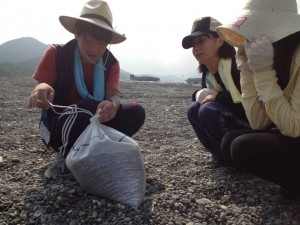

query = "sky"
[{"left": 1, "top": 0, "right": 300, "bottom": 78}]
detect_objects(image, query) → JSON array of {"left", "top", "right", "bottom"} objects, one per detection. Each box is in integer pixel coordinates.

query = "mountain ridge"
[{"left": 0, "top": 37, "right": 185, "bottom": 82}]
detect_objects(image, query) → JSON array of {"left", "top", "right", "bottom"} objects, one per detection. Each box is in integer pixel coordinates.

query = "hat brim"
[
  {"left": 59, "top": 15, "right": 126, "bottom": 44},
  {"left": 217, "top": 11, "right": 300, "bottom": 47},
  {"left": 217, "top": 27, "right": 246, "bottom": 47},
  {"left": 182, "top": 31, "right": 209, "bottom": 49}
]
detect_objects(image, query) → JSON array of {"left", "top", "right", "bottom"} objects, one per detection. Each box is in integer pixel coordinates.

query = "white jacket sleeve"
[
  {"left": 240, "top": 71, "right": 272, "bottom": 129},
  {"left": 254, "top": 67, "right": 300, "bottom": 137}
]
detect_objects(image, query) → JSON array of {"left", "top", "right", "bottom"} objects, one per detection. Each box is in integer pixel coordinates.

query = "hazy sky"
[{"left": 1, "top": 0, "right": 300, "bottom": 77}]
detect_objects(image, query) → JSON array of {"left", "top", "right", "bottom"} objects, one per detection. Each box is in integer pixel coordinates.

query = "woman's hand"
[
  {"left": 96, "top": 100, "right": 118, "bottom": 123},
  {"left": 244, "top": 35, "right": 274, "bottom": 73},
  {"left": 201, "top": 93, "right": 217, "bottom": 105},
  {"left": 27, "top": 83, "right": 54, "bottom": 109}
]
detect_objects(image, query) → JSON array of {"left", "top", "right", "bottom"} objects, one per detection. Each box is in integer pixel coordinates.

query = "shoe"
[{"left": 44, "top": 155, "right": 67, "bottom": 178}]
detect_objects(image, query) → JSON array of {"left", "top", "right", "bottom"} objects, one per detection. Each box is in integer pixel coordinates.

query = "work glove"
[
  {"left": 236, "top": 47, "right": 250, "bottom": 72},
  {"left": 244, "top": 35, "right": 274, "bottom": 73},
  {"left": 195, "top": 88, "right": 218, "bottom": 104}
]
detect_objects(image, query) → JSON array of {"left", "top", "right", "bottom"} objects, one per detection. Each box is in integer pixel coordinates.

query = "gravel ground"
[{"left": 0, "top": 76, "right": 300, "bottom": 225}]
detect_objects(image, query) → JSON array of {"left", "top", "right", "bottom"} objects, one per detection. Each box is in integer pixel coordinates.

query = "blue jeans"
[{"left": 187, "top": 101, "right": 248, "bottom": 161}]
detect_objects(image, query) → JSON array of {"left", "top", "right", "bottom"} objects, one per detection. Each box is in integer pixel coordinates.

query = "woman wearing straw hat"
[
  {"left": 182, "top": 17, "right": 249, "bottom": 166},
  {"left": 27, "top": 0, "right": 145, "bottom": 177},
  {"left": 217, "top": 0, "right": 300, "bottom": 199}
]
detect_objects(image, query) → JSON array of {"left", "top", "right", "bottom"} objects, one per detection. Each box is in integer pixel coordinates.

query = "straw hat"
[
  {"left": 216, "top": 0, "right": 300, "bottom": 47},
  {"left": 59, "top": 0, "right": 126, "bottom": 44}
]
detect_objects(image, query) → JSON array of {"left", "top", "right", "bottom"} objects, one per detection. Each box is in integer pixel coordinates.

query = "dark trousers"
[
  {"left": 221, "top": 129, "right": 300, "bottom": 191},
  {"left": 50, "top": 99, "right": 145, "bottom": 157},
  {"left": 187, "top": 101, "right": 248, "bottom": 161}
]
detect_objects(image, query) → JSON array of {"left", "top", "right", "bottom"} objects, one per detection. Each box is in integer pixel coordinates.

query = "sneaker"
[{"left": 44, "top": 155, "right": 67, "bottom": 178}]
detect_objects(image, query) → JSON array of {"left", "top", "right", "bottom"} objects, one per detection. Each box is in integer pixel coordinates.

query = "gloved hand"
[
  {"left": 236, "top": 47, "right": 250, "bottom": 72},
  {"left": 195, "top": 88, "right": 218, "bottom": 104},
  {"left": 244, "top": 35, "right": 274, "bottom": 73}
]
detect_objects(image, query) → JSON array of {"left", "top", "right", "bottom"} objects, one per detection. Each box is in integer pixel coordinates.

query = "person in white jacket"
[
  {"left": 182, "top": 17, "right": 248, "bottom": 165},
  {"left": 217, "top": 0, "right": 300, "bottom": 199}
]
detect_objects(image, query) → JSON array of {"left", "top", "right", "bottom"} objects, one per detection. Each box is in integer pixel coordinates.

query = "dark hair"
[
  {"left": 75, "top": 20, "right": 112, "bottom": 44},
  {"left": 198, "top": 31, "right": 236, "bottom": 73},
  {"left": 273, "top": 31, "right": 300, "bottom": 89}
]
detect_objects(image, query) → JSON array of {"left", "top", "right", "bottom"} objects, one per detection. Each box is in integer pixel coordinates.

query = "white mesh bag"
[{"left": 66, "top": 116, "right": 146, "bottom": 209}]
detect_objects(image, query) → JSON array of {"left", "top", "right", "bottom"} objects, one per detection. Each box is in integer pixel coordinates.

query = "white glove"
[
  {"left": 196, "top": 88, "right": 218, "bottom": 103},
  {"left": 236, "top": 47, "right": 250, "bottom": 72},
  {"left": 244, "top": 35, "right": 274, "bottom": 73}
]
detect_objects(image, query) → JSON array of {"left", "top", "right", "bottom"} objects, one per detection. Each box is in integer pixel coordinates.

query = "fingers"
[
  {"left": 237, "top": 47, "right": 246, "bottom": 56},
  {"left": 244, "top": 39, "right": 253, "bottom": 52},
  {"left": 27, "top": 83, "right": 54, "bottom": 109},
  {"left": 245, "top": 35, "right": 273, "bottom": 51},
  {"left": 48, "top": 90, "right": 55, "bottom": 106},
  {"left": 38, "top": 91, "right": 49, "bottom": 108},
  {"left": 244, "top": 35, "right": 274, "bottom": 73},
  {"left": 27, "top": 91, "right": 38, "bottom": 108},
  {"left": 200, "top": 94, "right": 216, "bottom": 105},
  {"left": 236, "top": 47, "right": 248, "bottom": 62},
  {"left": 96, "top": 100, "right": 117, "bottom": 123}
]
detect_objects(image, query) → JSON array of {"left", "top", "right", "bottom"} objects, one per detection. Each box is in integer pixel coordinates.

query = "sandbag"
[{"left": 66, "top": 116, "right": 146, "bottom": 209}]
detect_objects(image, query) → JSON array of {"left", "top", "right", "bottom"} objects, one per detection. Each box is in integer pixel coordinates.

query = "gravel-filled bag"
[{"left": 66, "top": 116, "right": 146, "bottom": 209}]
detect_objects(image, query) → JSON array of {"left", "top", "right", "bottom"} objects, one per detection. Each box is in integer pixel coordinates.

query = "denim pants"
[{"left": 187, "top": 101, "right": 248, "bottom": 161}]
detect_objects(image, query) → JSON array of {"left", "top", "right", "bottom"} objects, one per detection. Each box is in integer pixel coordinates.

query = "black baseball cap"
[{"left": 182, "top": 16, "right": 222, "bottom": 49}]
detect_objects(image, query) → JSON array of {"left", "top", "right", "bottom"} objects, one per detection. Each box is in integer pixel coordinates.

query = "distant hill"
[
  {"left": 0, "top": 37, "right": 48, "bottom": 76},
  {"left": 120, "top": 69, "right": 131, "bottom": 81},
  {"left": 0, "top": 37, "right": 48, "bottom": 64},
  {"left": 0, "top": 37, "right": 185, "bottom": 82},
  {"left": 0, "top": 37, "right": 134, "bottom": 77}
]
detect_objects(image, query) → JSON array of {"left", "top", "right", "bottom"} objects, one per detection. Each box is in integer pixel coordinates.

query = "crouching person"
[
  {"left": 27, "top": 0, "right": 145, "bottom": 177},
  {"left": 182, "top": 17, "right": 249, "bottom": 165}
]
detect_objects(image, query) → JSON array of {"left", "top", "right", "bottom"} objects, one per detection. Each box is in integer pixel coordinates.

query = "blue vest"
[{"left": 40, "top": 39, "right": 117, "bottom": 146}]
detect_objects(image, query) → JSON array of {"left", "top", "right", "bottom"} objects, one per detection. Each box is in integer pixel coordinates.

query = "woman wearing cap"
[
  {"left": 217, "top": 0, "right": 300, "bottom": 198},
  {"left": 27, "top": 0, "right": 145, "bottom": 177},
  {"left": 182, "top": 17, "right": 248, "bottom": 165}
]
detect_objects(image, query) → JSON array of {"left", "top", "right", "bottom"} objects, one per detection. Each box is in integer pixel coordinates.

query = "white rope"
[
  {"left": 48, "top": 101, "right": 94, "bottom": 156},
  {"left": 49, "top": 102, "right": 93, "bottom": 117},
  {"left": 59, "top": 105, "right": 78, "bottom": 156}
]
